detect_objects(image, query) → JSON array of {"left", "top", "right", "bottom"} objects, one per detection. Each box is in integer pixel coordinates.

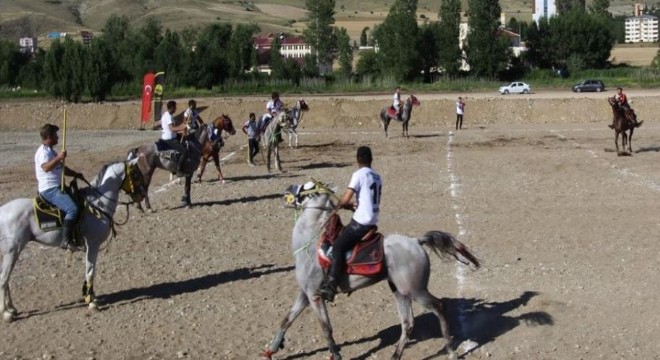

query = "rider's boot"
[
  {"left": 318, "top": 276, "right": 337, "bottom": 302},
  {"left": 62, "top": 219, "right": 84, "bottom": 252}
]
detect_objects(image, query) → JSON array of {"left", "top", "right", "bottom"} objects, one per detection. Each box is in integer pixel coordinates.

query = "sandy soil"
[{"left": 1, "top": 91, "right": 660, "bottom": 360}]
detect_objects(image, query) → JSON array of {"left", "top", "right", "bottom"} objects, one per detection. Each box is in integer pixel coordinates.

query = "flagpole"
[{"left": 61, "top": 108, "right": 67, "bottom": 191}]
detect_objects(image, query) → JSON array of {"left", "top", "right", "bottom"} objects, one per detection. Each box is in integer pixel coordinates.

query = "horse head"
[
  {"left": 296, "top": 99, "right": 310, "bottom": 112},
  {"left": 284, "top": 180, "right": 337, "bottom": 210},
  {"left": 214, "top": 114, "right": 236, "bottom": 135},
  {"left": 407, "top": 95, "right": 421, "bottom": 107},
  {"left": 607, "top": 96, "right": 617, "bottom": 108},
  {"left": 122, "top": 158, "right": 147, "bottom": 203}
]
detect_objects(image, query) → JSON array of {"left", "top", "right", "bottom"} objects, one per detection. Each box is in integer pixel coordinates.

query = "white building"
[
  {"left": 625, "top": 15, "right": 659, "bottom": 43},
  {"left": 19, "top": 37, "right": 37, "bottom": 54},
  {"left": 532, "top": 0, "right": 557, "bottom": 24}
]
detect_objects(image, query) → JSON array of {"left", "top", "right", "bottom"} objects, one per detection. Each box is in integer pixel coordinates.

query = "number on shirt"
[{"left": 370, "top": 183, "right": 382, "bottom": 206}]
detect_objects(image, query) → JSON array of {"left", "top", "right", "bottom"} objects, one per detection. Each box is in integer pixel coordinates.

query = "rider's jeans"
[{"left": 40, "top": 186, "right": 79, "bottom": 221}]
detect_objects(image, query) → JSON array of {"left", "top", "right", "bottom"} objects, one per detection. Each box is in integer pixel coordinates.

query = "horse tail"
[{"left": 418, "top": 231, "right": 480, "bottom": 268}]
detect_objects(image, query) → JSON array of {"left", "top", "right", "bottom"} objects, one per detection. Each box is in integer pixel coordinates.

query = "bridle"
[
  {"left": 284, "top": 180, "right": 338, "bottom": 211},
  {"left": 81, "top": 161, "right": 146, "bottom": 226}
]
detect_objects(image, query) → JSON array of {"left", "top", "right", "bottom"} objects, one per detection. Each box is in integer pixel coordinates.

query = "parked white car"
[{"left": 499, "top": 82, "right": 531, "bottom": 95}]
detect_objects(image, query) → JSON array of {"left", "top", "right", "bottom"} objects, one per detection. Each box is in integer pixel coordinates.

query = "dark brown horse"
[
  {"left": 608, "top": 96, "right": 642, "bottom": 155},
  {"left": 196, "top": 114, "right": 236, "bottom": 183}
]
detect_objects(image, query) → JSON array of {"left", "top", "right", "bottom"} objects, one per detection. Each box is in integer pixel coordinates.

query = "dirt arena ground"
[{"left": 1, "top": 90, "right": 660, "bottom": 360}]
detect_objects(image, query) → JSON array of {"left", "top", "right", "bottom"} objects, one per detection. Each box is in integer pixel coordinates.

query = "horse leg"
[
  {"left": 83, "top": 241, "right": 100, "bottom": 310},
  {"left": 293, "top": 130, "right": 298, "bottom": 148},
  {"left": 261, "top": 290, "right": 310, "bottom": 359},
  {"left": 182, "top": 176, "right": 192, "bottom": 207},
  {"left": 615, "top": 131, "right": 621, "bottom": 155},
  {"left": 196, "top": 157, "right": 207, "bottom": 183},
  {"left": 213, "top": 151, "right": 224, "bottom": 183},
  {"left": 275, "top": 145, "right": 282, "bottom": 172},
  {"left": 411, "top": 290, "right": 457, "bottom": 360},
  {"left": 384, "top": 119, "right": 390, "bottom": 138},
  {"left": 628, "top": 128, "right": 634, "bottom": 153},
  {"left": 266, "top": 145, "right": 272, "bottom": 173},
  {"left": 391, "top": 291, "right": 414, "bottom": 360},
  {"left": 309, "top": 294, "right": 343, "bottom": 360},
  {"left": 0, "top": 248, "right": 20, "bottom": 322}
]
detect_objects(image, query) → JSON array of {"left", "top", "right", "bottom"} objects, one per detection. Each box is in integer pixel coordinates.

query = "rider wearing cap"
[
  {"left": 319, "top": 146, "right": 382, "bottom": 302},
  {"left": 35, "top": 123, "right": 85, "bottom": 251}
]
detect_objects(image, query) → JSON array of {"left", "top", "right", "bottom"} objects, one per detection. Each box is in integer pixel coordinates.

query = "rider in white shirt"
[
  {"left": 393, "top": 86, "right": 402, "bottom": 118},
  {"left": 183, "top": 99, "right": 204, "bottom": 133},
  {"left": 319, "top": 146, "right": 382, "bottom": 302},
  {"left": 155, "top": 101, "right": 188, "bottom": 175},
  {"left": 261, "top": 91, "right": 285, "bottom": 142},
  {"left": 34, "top": 123, "right": 85, "bottom": 251}
]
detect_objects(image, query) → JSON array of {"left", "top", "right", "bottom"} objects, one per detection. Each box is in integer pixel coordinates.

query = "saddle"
[
  {"left": 317, "top": 214, "right": 385, "bottom": 276},
  {"left": 155, "top": 139, "right": 184, "bottom": 162},
  {"left": 387, "top": 106, "right": 401, "bottom": 120},
  {"left": 33, "top": 181, "right": 83, "bottom": 236}
]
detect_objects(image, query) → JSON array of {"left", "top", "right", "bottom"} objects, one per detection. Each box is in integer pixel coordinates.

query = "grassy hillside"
[{"left": 0, "top": 0, "right": 658, "bottom": 46}]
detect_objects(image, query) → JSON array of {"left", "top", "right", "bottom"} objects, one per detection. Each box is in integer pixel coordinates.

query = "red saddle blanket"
[
  {"left": 387, "top": 106, "right": 398, "bottom": 118},
  {"left": 317, "top": 214, "right": 385, "bottom": 276}
]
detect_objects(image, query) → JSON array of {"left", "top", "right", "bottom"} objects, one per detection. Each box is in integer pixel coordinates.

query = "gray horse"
[
  {"left": 261, "top": 111, "right": 293, "bottom": 173},
  {"left": 127, "top": 127, "right": 206, "bottom": 210},
  {"left": 0, "top": 159, "right": 145, "bottom": 321},
  {"left": 283, "top": 99, "right": 310, "bottom": 148},
  {"left": 260, "top": 181, "right": 480, "bottom": 360},
  {"left": 379, "top": 95, "right": 421, "bottom": 138}
]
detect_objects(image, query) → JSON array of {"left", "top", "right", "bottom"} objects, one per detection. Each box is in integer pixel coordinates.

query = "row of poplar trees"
[{"left": 0, "top": 0, "right": 616, "bottom": 101}]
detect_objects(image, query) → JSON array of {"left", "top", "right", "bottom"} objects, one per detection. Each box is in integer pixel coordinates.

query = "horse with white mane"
[
  {"left": 0, "top": 159, "right": 145, "bottom": 321},
  {"left": 260, "top": 180, "right": 480, "bottom": 360}
]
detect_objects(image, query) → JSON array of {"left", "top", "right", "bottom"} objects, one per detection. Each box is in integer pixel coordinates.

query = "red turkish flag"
[{"left": 141, "top": 72, "right": 155, "bottom": 124}]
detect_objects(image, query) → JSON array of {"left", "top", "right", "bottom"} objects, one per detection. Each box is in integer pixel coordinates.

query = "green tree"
[
  {"left": 589, "top": 0, "right": 610, "bottom": 16},
  {"left": 418, "top": 22, "right": 440, "bottom": 82},
  {"left": 437, "top": 0, "right": 462, "bottom": 75},
  {"left": 227, "top": 23, "right": 260, "bottom": 79},
  {"left": 355, "top": 49, "right": 380, "bottom": 79},
  {"left": 18, "top": 49, "right": 46, "bottom": 89},
  {"left": 269, "top": 36, "right": 286, "bottom": 79},
  {"left": 189, "top": 23, "right": 232, "bottom": 88},
  {"left": 302, "top": 53, "right": 319, "bottom": 77},
  {"left": 360, "top": 27, "right": 369, "bottom": 46},
  {"left": 335, "top": 27, "right": 353, "bottom": 78},
  {"left": 44, "top": 40, "right": 65, "bottom": 98},
  {"left": 373, "top": 0, "right": 421, "bottom": 82},
  {"left": 0, "top": 40, "right": 30, "bottom": 86},
  {"left": 303, "top": 0, "right": 336, "bottom": 73},
  {"left": 100, "top": 15, "right": 134, "bottom": 83},
  {"left": 86, "top": 38, "right": 116, "bottom": 102},
  {"left": 465, "top": 0, "right": 510, "bottom": 77},
  {"left": 154, "top": 29, "right": 184, "bottom": 86}
]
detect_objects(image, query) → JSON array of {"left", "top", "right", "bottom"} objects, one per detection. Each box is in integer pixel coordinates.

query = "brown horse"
[
  {"left": 196, "top": 114, "right": 236, "bottom": 183},
  {"left": 608, "top": 96, "right": 642, "bottom": 155}
]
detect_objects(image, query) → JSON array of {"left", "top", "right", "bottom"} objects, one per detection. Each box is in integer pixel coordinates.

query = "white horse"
[
  {"left": 283, "top": 99, "right": 310, "bottom": 148},
  {"left": 260, "top": 181, "right": 480, "bottom": 360},
  {"left": 260, "top": 111, "right": 293, "bottom": 173},
  {"left": 0, "top": 158, "right": 145, "bottom": 322}
]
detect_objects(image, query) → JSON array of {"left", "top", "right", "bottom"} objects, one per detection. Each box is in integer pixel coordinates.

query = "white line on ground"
[{"left": 444, "top": 131, "right": 470, "bottom": 340}]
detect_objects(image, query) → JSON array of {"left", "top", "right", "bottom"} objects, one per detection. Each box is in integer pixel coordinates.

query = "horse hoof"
[
  {"left": 2, "top": 311, "right": 14, "bottom": 323},
  {"left": 448, "top": 351, "right": 458, "bottom": 360},
  {"left": 88, "top": 301, "right": 100, "bottom": 311}
]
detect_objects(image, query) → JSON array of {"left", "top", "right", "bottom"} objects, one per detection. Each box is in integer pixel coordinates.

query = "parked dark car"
[{"left": 572, "top": 80, "right": 605, "bottom": 92}]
